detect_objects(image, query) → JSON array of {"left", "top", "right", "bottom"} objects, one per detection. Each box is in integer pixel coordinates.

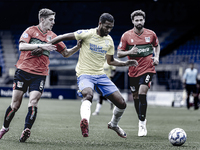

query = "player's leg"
[
  {"left": 192, "top": 85, "right": 199, "bottom": 110},
  {"left": 77, "top": 75, "right": 95, "bottom": 137},
  {"left": 96, "top": 74, "right": 127, "bottom": 138},
  {"left": 0, "top": 90, "right": 24, "bottom": 139},
  {"left": 107, "top": 91, "right": 127, "bottom": 138},
  {"left": 0, "top": 69, "right": 27, "bottom": 140},
  {"left": 20, "top": 75, "right": 45, "bottom": 142},
  {"left": 185, "top": 85, "right": 191, "bottom": 109},
  {"left": 92, "top": 95, "right": 103, "bottom": 115},
  {"left": 137, "top": 73, "right": 153, "bottom": 137}
]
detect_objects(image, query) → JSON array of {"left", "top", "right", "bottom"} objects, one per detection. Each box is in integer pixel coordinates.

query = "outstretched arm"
[
  {"left": 19, "top": 42, "right": 57, "bottom": 51},
  {"left": 60, "top": 40, "right": 82, "bottom": 58},
  {"left": 49, "top": 33, "right": 76, "bottom": 45},
  {"left": 106, "top": 54, "right": 138, "bottom": 67}
]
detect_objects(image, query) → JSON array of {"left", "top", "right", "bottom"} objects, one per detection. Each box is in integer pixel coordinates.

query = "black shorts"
[
  {"left": 129, "top": 73, "right": 154, "bottom": 93},
  {"left": 13, "top": 69, "right": 46, "bottom": 93},
  {"left": 185, "top": 84, "right": 197, "bottom": 94}
]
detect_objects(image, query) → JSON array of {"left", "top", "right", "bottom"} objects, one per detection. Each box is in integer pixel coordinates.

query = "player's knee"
[
  {"left": 84, "top": 94, "right": 93, "bottom": 101},
  {"left": 117, "top": 100, "right": 126, "bottom": 109},
  {"left": 29, "top": 99, "right": 39, "bottom": 107},
  {"left": 11, "top": 104, "right": 20, "bottom": 112}
]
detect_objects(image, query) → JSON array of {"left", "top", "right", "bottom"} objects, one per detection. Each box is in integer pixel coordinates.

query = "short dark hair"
[
  {"left": 99, "top": 13, "right": 114, "bottom": 24},
  {"left": 130, "top": 10, "right": 145, "bottom": 20},
  {"left": 38, "top": 8, "right": 55, "bottom": 22}
]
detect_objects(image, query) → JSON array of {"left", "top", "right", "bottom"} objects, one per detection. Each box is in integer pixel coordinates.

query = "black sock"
[
  {"left": 133, "top": 98, "right": 140, "bottom": 118},
  {"left": 24, "top": 106, "right": 37, "bottom": 130},
  {"left": 3, "top": 106, "right": 16, "bottom": 128},
  {"left": 139, "top": 94, "right": 147, "bottom": 121}
]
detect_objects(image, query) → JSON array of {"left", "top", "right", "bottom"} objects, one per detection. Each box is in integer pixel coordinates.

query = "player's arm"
[
  {"left": 19, "top": 42, "right": 57, "bottom": 51},
  {"left": 151, "top": 43, "right": 160, "bottom": 66},
  {"left": 106, "top": 54, "right": 138, "bottom": 67},
  {"left": 60, "top": 40, "right": 82, "bottom": 58},
  {"left": 117, "top": 45, "right": 138, "bottom": 58},
  {"left": 49, "top": 33, "right": 76, "bottom": 45}
]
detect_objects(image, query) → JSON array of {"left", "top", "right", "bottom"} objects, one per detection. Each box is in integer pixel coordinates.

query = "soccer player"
[
  {"left": 117, "top": 10, "right": 160, "bottom": 137},
  {"left": 49, "top": 13, "right": 138, "bottom": 138},
  {"left": 183, "top": 63, "right": 199, "bottom": 110},
  {"left": 0, "top": 8, "right": 82, "bottom": 142},
  {"left": 92, "top": 60, "right": 116, "bottom": 115}
]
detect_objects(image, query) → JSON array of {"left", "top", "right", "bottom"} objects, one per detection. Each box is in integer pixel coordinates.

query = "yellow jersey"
[{"left": 74, "top": 28, "right": 115, "bottom": 77}]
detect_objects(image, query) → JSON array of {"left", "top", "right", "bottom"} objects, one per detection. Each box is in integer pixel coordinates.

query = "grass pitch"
[{"left": 0, "top": 97, "right": 200, "bottom": 150}]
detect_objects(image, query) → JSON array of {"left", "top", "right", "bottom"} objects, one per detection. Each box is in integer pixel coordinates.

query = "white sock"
[
  {"left": 2, "top": 125, "right": 9, "bottom": 131},
  {"left": 80, "top": 100, "right": 92, "bottom": 123},
  {"left": 94, "top": 103, "right": 102, "bottom": 113},
  {"left": 110, "top": 106, "right": 125, "bottom": 127}
]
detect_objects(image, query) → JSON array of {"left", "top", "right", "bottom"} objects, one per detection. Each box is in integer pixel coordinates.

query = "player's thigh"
[
  {"left": 77, "top": 75, "right": 95, "bottom": 99},
  {"left": 96, "top": 74, "right": 118, "bottom": 97},
  {"left": 138, "top": 73, "right": 154, "bottom": 94},
  {"left": 107, "top": 91, "right": 126, "bottom": 109},
  {"left": 11, "top": 90, "right": 24, "bottom": 111},
  {"left": 28, "top": 91, "right": 42, "bottom": 107}
]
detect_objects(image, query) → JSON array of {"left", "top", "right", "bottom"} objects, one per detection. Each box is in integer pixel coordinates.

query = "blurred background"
[{"left": 0, "top": 0, "right": 199, "bottom": 104}]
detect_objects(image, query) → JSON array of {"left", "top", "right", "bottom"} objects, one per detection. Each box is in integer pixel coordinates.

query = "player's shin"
[
  {"left": 3, "top": 106, "right": 16, "bottom": 128},
  {"left": 110, "top": 106, "right": 125, "bottom": 127},
  {"left": 80, "top": 100, "right": 92, "bottom": 123},
  {"left": 24, "top": 106, "right": 37, "bottom": 130},
  {"left": 138, "top": 94, "right": 147, "bottom": 121}
]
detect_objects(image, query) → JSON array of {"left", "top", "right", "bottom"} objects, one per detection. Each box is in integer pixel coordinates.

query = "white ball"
[
  {"left": 168, "top": 128, "right": 187, "bottom": 146},
  {"left": 58, "top": 95, "right": 63, "bottom": 100}
]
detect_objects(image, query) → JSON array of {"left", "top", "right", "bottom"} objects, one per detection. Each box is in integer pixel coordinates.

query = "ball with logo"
[{"left": 168, "top": 128, "right": 187, "bottom": 146}]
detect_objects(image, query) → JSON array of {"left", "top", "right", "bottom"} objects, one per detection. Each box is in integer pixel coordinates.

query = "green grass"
[{"left": 0, "top": 97, "right": 200, "bottom": 150}]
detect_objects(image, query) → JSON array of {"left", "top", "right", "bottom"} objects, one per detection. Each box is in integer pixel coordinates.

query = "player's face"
[
  {"left": 99, "top": 21, "right": 114, "bottom": 37},
  {"left": 132, "top": 16, "right": 145, "bottom": 30},
  {"left": 43, "top": 15, "right": 55, "bottom": 31}
]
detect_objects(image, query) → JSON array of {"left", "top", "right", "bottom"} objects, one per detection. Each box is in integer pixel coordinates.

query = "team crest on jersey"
[
  {"left": 145, "top": 37, "right": 150, "bottom": 42},
  {"left": 23, "top": 33, "right": 28, "bottom": 38},
  {"left": 36, "top": 33, "right": 39, "bottom": 36},
  {"left": 119, "top": 42, "right": 122, "bottom": 48},
  {"left": 46, "top": 35, "right": 52, "bottom": 42},
  {"left": 131, "top": 39, "right": 134, "bottom": 43}
]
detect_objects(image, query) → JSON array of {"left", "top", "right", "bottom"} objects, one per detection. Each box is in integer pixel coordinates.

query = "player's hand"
[
  {"left": 31, "top": 47, "right": 43, "bottom": 56},
  {"left": 151, "top": 56, "right": 159, "bottom": 66},
  {"left": 77, "top": 39, "right": 82, "bottom": 49},
  {"left": 41, "top": 44, "right": 57, "bottom": 51},
  {"left": 31, "top": 44, "right": 57, "bottom": 56},
  {"left": 129, "top": 45, "right": 138, "bottom": 55},
  {"left": 126, "top": 59, "right": 138, "bottom": 67}
]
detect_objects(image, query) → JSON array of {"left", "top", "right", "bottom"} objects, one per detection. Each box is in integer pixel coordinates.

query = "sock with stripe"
[
  {"left": 24, "top": 106, "right": 37, "bottom": 130},
  {"left": 3, "top": 106, "right": 16, "bottom": 128}
]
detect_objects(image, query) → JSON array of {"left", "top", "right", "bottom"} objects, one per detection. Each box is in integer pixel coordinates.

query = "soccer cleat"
[
  {"left": 80, "top": 118, "right": 89, "bottom": 137},
  {"left": 92, "top": 112, "right": 99, "bottom": 116},
  {"left": 0, "top": 127, "right": 9, "bottom": 139},
  {"left": 138, "top": 119, "right": 147, "bottom": 137},
  {"left": 108, "top": 122, "right": 127, "bottom": 138},
  {"left": 19, "top": 128, "right": 31, "bottom": 142}
]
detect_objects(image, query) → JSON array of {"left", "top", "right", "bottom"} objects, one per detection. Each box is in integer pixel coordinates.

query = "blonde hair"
[{"left": 38, "top": 8, "right": 55, "bottom": 22}]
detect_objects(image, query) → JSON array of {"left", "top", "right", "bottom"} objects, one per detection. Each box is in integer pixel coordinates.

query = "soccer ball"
[{"left": 168, "top": 128, "right": 187, "bottom": 146}]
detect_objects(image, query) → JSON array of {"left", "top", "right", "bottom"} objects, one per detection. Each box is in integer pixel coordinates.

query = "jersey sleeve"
[
  {"left": 117, "top": 33, "right": 127, "bottom": 51},
  {"left": 74, "top": 29, "right": 90, "bottom": 40},
  {"left": 19, "top": 27, "right": 33, "bottom": 43},
  {"left": 52, "top": 33, "right": 67, "bottom": 53},
  {"left": 152, "top": 32, "right": 159, "bottom": 47}
]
